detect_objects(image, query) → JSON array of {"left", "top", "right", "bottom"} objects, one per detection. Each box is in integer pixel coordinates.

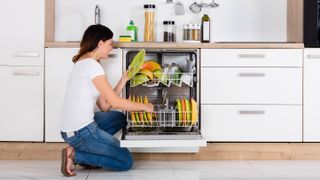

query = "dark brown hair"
[{"left": 72, "top": 24, "right": 114, "bottom": 63}]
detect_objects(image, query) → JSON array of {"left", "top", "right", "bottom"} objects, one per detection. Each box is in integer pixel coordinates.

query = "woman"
[{"left": 60, "top": 24, "right": 153, "bottom": 176}]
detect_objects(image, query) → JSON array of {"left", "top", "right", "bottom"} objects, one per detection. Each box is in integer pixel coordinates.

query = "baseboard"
[{"left": 1, "top": 142, "right": 320, "bottom": 160}]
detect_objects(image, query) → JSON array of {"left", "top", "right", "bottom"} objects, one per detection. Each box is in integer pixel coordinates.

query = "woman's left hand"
[{"left": 121, "top": 69, "right": 130, "bottom": 82}]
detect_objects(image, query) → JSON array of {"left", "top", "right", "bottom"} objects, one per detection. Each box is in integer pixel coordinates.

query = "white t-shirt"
[{"left": 60, "top": 58, "right": 105, "bottom": 132}]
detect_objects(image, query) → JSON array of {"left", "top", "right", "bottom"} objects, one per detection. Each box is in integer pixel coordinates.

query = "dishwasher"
[{"left": 120, "top": 49, "right": 206, "bottom": 153}]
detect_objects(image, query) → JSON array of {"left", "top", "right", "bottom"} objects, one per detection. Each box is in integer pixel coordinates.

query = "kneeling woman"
[{"left": 60, "top": 24, "right": 153, "bottom": 176}]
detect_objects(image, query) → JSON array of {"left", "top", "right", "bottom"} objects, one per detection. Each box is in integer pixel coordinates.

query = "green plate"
[
  {"left": 128, "top": 49, "right": 145, "bottom": 79},
  {"left": 130, "top": 74, "right": 149, "bottom": 87}
]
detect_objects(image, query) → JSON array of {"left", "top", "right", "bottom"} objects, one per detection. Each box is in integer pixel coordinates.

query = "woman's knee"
[
  {"left": 112, "top": 111, "right": 126, "bottom": 127},
  {"left": 122, "top": 154, "right": 134, "bottom": 171},
  {"left": 112, "top": 111, "right": 126, "bottom": 120}
]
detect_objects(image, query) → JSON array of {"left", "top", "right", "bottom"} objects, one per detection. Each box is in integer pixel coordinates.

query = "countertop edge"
[{"left": 45, "top": 42, "right": 305, "bottom": 49}]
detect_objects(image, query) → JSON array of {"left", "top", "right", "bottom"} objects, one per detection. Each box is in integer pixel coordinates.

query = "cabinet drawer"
[
  {"left": 201, "top": 49, "right": 302, "bottom": 67},
  {"left": 201, "top": 105, "right": 302, "bottom": 142},
  {"left": 201, "top": 68, "right": 302, "bottom": 104}
]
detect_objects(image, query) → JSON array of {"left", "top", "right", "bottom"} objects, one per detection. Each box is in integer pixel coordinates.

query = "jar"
[
  {"left": 183, "top": 24, "right": 189, "bottom": 41},
  {"left": 196, "top": 24, "right": 201, "bottom": 41},
  {"left": 188, "top": 24, "right": 193, "bottom": 41},
  {"left": 163, "top": 21, "right": 176, "bottom": 42},
  {"left": 183, "top": 24, "right": 200, "bottom": 42},
  {"left": 144, "top": 4, "right": 156, "bottom": 42},
  {"left": 191, "top": 24, "right": 200, "bottom": 41}
]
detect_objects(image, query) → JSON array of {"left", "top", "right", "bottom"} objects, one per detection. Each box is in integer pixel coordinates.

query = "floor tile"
[
  {"left": 0, "top": 160, "right": 320, "bottom": 179},
  {"left": 248, "top": 160, "right": 320, "bottom": 178}
]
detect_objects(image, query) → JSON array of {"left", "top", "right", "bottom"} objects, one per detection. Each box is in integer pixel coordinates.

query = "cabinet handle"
[
  {"left": 107, "top": 49, "right": 119, "bottom": 58},
  {"left": 239, "top": 110, "right": 265, "bottom": 115},
  {"left": 12, "top": 71, "right": 39, "bottom": 76},
  {"left": 12, "top": 52, "right": 40, "bottom": 58},
  {"left": 307, "top": 54, "right": 320, "bottom": 59},
  {"left": 238, "top": 73, "right": 266, "bottom": 77},
  {"left": 238, "top": 54, "right": 266, "bottom": 59}
]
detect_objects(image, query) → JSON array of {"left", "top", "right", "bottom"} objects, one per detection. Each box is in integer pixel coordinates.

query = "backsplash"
[{"left": 55, "top": 0, "right": 287, "bottom": 42}]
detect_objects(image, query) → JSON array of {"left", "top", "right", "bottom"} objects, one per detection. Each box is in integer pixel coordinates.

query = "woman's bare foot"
[{"left": 65, "top": 146, "right": 76, "bottom": 176}]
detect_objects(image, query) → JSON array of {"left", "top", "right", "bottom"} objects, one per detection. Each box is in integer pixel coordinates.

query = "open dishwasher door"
[{"left": 120, "top": 49, "right": 206, "bottom": 153}]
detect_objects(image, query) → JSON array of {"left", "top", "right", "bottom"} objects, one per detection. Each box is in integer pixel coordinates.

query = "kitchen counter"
[{"left": 45, "top": 42, "right": 304, "bottom": 49}]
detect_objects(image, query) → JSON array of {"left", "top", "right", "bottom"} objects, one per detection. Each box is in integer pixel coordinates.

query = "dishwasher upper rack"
[
  {"left": 126, "top": 108, "right": 199, "bottom": 128},
  {"left": 130, "top": 71, "right": 195, "bottom": 88}
]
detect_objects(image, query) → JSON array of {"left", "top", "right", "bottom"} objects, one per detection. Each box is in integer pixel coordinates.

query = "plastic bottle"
[{"left": 127, "top": 20, "right": 138, "bottom": 42}]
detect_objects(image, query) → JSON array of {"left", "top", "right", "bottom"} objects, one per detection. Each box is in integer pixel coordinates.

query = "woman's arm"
[
  {"left": 93, "top": 75, "right": 153, "bottom": 112},
  {"left": 96, "top": 70, "right": 129, "bottom": 111}
]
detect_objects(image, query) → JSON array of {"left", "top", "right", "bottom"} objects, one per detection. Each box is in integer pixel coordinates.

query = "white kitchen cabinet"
[
  {"left": 200, "top": 49, "right": 303, "bottom": 142},
  {"left": 45, "top": 48, "right": 76, "bottom": 142},
  {"left": 201, "top": 105, "right": 302, "bottom": 142},
  {"left": 0, "top": 0, "right": 44, "bottom": 66},
  {"left": 201, "top": 49, "right": 302, "bottom": 67},
  {"left": 304, "top": 49, "right": 320, "bottom": 142},
  {"left": 0, "top": 0, "right": 44, "bottom": 141},
  {"left": 201, "top": 68, "right": 302, "bottom": 104},
  {"left": 0, "top": 66, "right": 44, "bottom": 141},
  {"left": 45, "top": 48, "right": 123, "bottom": 142}
]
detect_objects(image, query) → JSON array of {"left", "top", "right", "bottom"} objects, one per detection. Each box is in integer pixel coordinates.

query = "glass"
[
  {"left": 163, "top": 21, "right": 176, "bottom": 42},
  {"left": 144, "top": 4, "right": 156, "bottom": 42}
]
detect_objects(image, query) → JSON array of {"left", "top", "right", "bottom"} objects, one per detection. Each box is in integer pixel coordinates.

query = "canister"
[
  {"left": 144, "top": 4, "right": 156, "bottom": 42},
  {"left": 163, "top": 21, "right": 176, "bottom": 42}
]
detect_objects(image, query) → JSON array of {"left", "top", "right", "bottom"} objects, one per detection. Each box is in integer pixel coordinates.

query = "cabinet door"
[
  {"left": 45, "top": 48, "right": 76, "bottom": 142},
  {"left": 0, "top": 66, "right": 11, "bottom": 139},
  {"left": 201, "top": 105, "right": 302, "bottom": 142},
  {"left": 0, "top": 66, "right": 44, "bottom": 141},
  {"left": 201, "top": 49, "right": 302, "bottom": 67},
  {"left": 99, "top": 49, "right": 123, "bottom": 88},
  {"left": 304, "top": 49, "right": 320, "bottom": 142},
  {"left": 0, "top": 0, "right": 44, "bottom": 65},
  {"left": 201, "top": 68, "right": 302, "bottom": 104},
  {"left": 45, "top": 48, "right": 123, "bottom": 142}
]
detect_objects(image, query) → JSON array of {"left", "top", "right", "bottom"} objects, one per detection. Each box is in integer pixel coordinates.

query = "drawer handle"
[
  {"left": 238, "top": 73, "right": 266, "bottom": 77},
  {"left": 106, "top": 49, "right": 119, "bottom": 58},
  {"left": 238, "top": 54, "right": 266, "bottom": 59},
  {"left": 307, "top": 54, "right": 320, "bottom": 59},
  {"left": 239, "top": 110, "right": 265, "bottom": 115},
  {"left": 12, "top": 52, "right": 40, "bottom": 58},
  {"left": 12, "top": 71, "right": 39, "bottom": 76}
]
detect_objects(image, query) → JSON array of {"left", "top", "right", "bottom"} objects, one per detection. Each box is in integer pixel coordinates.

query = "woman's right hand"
[{"left": 144, "top": 103, "right": 154, "bottom": 112}]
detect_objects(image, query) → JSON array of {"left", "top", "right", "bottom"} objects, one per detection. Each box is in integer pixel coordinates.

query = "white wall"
[{"left": 55, "top": 0, "right": 287, "bottom": 42}]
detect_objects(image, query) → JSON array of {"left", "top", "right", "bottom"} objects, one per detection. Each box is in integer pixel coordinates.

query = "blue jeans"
[{"left": 61, "top": 111, "right": 133, "bottom": 171}]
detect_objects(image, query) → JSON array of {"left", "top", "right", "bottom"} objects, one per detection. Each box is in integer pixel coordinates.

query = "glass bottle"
[
  {"left": 201, "top": 9, "right": 210, "bottom": 43},
  {"left": 144, "top": 4, "right": 156, "bottom": 42}
]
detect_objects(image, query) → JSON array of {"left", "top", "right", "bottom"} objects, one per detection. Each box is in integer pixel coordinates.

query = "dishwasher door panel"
[{"left": 121, "top": 49, "right": 205, "bottom": 152}]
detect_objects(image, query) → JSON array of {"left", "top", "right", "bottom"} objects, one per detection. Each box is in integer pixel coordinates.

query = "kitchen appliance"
[
  {"left": 174, "top": 0, "right": 185, "bottom": 15},
  {"left": 189, "top": 0, "right": 219, "bottom": 14},
  {"left": 121, "top": 49, "right": 206, "bottom": 152},
  {"left": 304, "top": 0, "right": 320, "bottom": 47}
]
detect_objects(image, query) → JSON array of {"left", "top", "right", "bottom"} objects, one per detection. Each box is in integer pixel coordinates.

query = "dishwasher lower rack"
[{"left": 126, "top": 108, "right": 199, "bottom": 130}]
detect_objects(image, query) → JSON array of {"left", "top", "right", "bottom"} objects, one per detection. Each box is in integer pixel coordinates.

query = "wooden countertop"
[{"left": 45, "top": 41, "right": 304, "bottom": 49}]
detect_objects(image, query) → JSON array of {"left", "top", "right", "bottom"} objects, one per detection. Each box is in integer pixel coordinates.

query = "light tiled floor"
[{"left": 1, "top": 160, "right": 320, "bottom": 179}]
